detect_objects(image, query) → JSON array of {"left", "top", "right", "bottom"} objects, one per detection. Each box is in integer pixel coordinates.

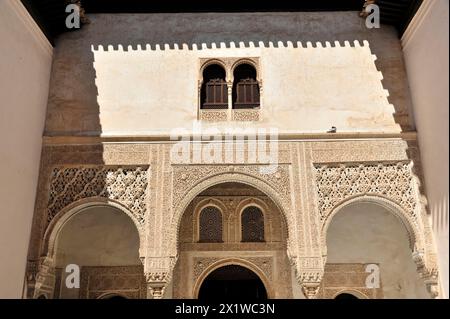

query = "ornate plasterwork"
[
  {"left": 46, "top": 166, "right": 149, "bottom": 226},
  {"left": 232, "top": 109, "right": 260, "bottom": 122},
  {"left": 320, "top": 263, "right": 383, "bottom": 299},
  {"left": 32, "top": 256, "right": 56, "bottom": 299},
  {"left": 314, "top": 161, "right": 439, "bottom": 297},
  {"left": 172, "top": 165, "right": 290, "bottom": 211},
  {"left": 170, "top": 165, "right": 294, "bottom": 257},
  {"left": 315, "top": 161, "right": 416, "bottom": 224},
  {"left": 292, "top": 256, "right": 324, "bottom": 299},
  {"left": 199, "top": 109, "right": 228, "bottom": 122},
  {"left": 26, "top": 139, "right": 441, "bottom": 299},
  {"left": 79, "top": 266, "right": 146, "bottom": 299}
]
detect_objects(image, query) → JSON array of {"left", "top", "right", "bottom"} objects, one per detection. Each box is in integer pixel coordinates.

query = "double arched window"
[
  {"left": 200, "top": 62, "right": 260, "bottom": 110},
  {"left": 241, "top": 206, "right": 265, "bottom": 242},
  {"left": 197, "top": 204, "right": 265, "bottom": 243},
  {"left": 199, "top": 206, "right": 223, "bottom": 242}
]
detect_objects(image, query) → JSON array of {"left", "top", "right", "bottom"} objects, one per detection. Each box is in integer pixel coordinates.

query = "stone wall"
[{"left": 45, "top": 11, "right": 413, "bottom": 136}]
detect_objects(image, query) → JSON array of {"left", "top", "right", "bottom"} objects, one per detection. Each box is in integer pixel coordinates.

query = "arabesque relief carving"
[{"left": 46, "top": 166, "right": 150, "bottom": 226}]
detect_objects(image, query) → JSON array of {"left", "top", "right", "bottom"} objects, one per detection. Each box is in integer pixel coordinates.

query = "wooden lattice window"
[
  {"left": 233, "top": 64, "right": 260, "bottom": 109},
  {"left": 199, "top": 206, "right": 223, "bottom": 242},
  {"left": 241, "top": 206, "right": 265, "bottom": 242},
  {"left": 201, "top": 64, "right": 228, "bottom": 109}
]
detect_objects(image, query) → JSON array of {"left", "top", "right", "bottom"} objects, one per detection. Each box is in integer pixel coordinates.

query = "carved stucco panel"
[
  {"left": 172, "top": 165, "right": 291, "bottom": 212},
  {"left": 314, "top": 162, "right": 417, "bottom": 224},
  {"left": 45, "top": 165, "right": 150, "bottom": 227}
]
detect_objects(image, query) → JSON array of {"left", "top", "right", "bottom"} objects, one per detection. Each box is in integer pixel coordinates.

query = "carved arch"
[
  {"left": 170, "top": 171, "right": 296, "bottom": 258},
  {"left": 43, "top": 197, "right": 146, "bottom": 259},
  {"left": 332, "top": 289, "right": 369, "bottom": 299},
  {"left": 199, "top": 59, "right": 230, "bottom": 84},
  {"left": 321, "top": 194, "right": 439, "bottom": 298},
  {"left": 321, "top": 194, "right": 420, "bottom": 255},
  {"left": 97, "top": 292, "right": 129, "bottom": 299},
  {"left": 230, "top": 58, "right": 261, "bottom": 83},
  {"left": 192, "top": 258, "right": 274, "bottom": 299}
]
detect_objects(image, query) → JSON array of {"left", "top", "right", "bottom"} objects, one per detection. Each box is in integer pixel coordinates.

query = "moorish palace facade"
[{"left": 0, "top": 0, "right": 448, "bottom": 299}]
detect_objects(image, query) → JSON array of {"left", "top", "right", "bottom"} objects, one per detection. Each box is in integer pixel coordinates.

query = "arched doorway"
[
  {"left": 52, "top": 205, "right": 145, "bottom": 299},
  {"left": 198, "top": 265, "right": 267, "bottom": 300},
  {"left": 335, "top": 293, "right": 358, "bottom": 300},
  {"left": 173, "top": 182, "right": 293, "bottom": 298},
  {"left": 325, "top": 201, "right": 429, "bottom": 298}
]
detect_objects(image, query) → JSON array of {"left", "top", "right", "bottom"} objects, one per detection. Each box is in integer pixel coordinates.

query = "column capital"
[
  {"left": 292, "top": 256, "right": 324, "bottom": 299},
  {"left": 412, "top": 249, "right": 440, "bottom": 298},
  {"left": 33, "top": 255, "right": 56, "bottom": 299},
  {"left": 144, "top": 271, "right": 172, "bottom": 299},
  {"left": 142, "top": 256, "right": 177, "bottom": 299}
]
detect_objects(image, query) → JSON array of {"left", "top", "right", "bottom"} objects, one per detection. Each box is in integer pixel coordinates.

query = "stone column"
[{"left": 227, "top": 82, "right": 233, "bottom": 120}]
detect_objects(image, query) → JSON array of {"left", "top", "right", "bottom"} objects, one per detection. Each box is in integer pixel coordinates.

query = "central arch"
[
  {"left": 170, "top": 171, "right": 295, "bottom": 256},
  {"left": 194, "top": 259, "right": 272, "bottom": 299},
  {"left": 174, "top": 180, "right": 292, "bottom": 298},
  {"left": 199, "top": 265, "right": 267, "bottom": 300}
]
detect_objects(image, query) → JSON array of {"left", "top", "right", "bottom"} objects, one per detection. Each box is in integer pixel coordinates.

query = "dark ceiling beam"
[{"left": 21, "top": 0, "right": 423, "bottom": 46}]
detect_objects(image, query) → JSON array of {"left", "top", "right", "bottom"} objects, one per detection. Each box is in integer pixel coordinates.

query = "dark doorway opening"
[
  {"left": 335, "top": 293, "right": 359, "bottom": 299},
  {"left": 198, "top": 265, "right": 268, "bottom": 300}
]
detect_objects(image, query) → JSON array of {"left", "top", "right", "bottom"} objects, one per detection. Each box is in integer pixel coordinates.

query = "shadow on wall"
[{"left": 44, "top": 12, "right": 414, "bottom": 136}]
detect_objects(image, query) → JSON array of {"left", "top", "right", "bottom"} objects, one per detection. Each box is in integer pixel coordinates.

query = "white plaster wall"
[
  {"left": 327, "top": 203, "right": 429, "bottom": 299},
  {"left": 402, "top": 0, "right": 449, "bottom": 298},
  {"left": 55, "top": 206, "right": 141, "bottom": 298},
  {"left": 46, "top": 12, "right": 412, "bottom": 136},
  {"left": 0, "top": 0, "right": 53, "bottom": 298}
]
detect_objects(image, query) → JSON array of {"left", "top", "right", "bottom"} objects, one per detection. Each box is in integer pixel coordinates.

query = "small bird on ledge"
[{"left": 327, "top": 126, "right": 337, "bottom": 133}]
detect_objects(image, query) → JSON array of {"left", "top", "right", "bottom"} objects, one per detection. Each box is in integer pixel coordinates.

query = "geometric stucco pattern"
[
  {"left": 314, "top": 161, "right": 417, "bottom": 223},
  {"left": 46, "top": 166, "right": 149, "bottom": 226}
]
